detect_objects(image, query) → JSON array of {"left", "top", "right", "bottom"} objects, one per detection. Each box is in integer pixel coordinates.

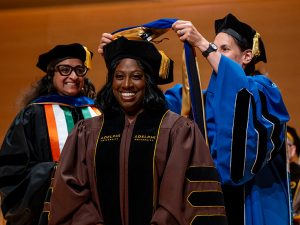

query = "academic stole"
[
  {"left": 44, "top": 104, "right": 101, "bottom": 161},
  {"left": 95, "top": 110, "right": 167, "bottom": 225},
  {"left": 38, "top": 104, "right": 101, "bottom": 225}
]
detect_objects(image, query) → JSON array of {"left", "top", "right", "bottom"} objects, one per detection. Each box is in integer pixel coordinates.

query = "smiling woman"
[
  {"left": 52, "top": 58, "right": 86, "bottom": 96},
  {"left": 48, "top": 36, "right": 228, "bottom": 225},
  {"left": 111, "top": 58, "right": 146, "bottom": 121},
  {"left": 0, "top": 43, "right": 100, "bottom": 225}
]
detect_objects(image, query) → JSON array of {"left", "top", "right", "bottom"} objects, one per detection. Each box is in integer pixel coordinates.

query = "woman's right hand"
[{"left": 98, "top": 33, "right": 114, "bottom": 56}]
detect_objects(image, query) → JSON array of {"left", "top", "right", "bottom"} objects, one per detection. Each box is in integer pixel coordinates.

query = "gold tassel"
[
  {"left": 113, "top": 27, "right": 170, "bottom": 42},
  {"left": 252, "top": 32, "right": 261, "bottom": 58},
  {"left": 83, "top": 46, "right": 92, "bottom": 69},
  {"left": 158, "top": 50, "right": 170, "bottom": 80},
  {"left": 113, "top": 27, "right": 147, "bottom": 40},
  {"left": 181, "top": 49, "right": 191, "bottom": 118},
  {"left": 112, "top": 26, "right": 172, "bottom": 82},
  {"left": 287, "top": 132, "right": 294, "bottom": 144}
]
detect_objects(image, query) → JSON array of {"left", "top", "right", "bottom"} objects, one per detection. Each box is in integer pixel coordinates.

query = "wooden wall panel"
[{"left": 0, "top": 0, "right": 299, "bottom": 143}]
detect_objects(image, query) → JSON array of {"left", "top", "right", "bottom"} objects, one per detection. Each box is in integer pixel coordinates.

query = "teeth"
[{"left": 121, "top": 92, "right": 135, "bottom": 97}]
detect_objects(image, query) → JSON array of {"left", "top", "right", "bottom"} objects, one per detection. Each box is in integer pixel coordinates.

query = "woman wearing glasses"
[{"left": 0, "top": 43, "right": 100, "bottom": 225}]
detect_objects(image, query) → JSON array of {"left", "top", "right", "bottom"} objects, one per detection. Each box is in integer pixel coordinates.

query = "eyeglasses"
[{"left": 55, "top": 64, "right": 88, "bottom": 77}]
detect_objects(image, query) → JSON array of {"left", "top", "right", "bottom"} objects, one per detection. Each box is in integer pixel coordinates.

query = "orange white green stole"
[{"left": 44, "top": 104, "right": 101, "bottom": 161}]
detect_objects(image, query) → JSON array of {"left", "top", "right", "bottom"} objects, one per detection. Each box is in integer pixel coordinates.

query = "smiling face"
[
  {"left": 112, "top": 58, "right": 146, "bottom": 117},
  {"left": 52, "top": 58, "right": 85, "bottom": 96}
]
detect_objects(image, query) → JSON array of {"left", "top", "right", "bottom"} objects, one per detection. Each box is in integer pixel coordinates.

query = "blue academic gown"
[{"left": 165, "top": 55, "right": 291, "bottom": 225}]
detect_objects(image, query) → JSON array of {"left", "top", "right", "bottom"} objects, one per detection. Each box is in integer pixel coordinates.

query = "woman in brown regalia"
[{"left": 49, "top": 36, "right": 227, "bottom": 225}]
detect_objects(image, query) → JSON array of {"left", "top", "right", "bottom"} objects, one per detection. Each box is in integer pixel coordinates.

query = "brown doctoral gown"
[{"left": 49, "top": 110, "right": 227, "bottom": 225}]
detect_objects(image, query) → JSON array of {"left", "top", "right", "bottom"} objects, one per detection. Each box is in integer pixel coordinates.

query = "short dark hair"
[
  {"left": 215, "top": 13, "right": 267, "bottom": 76},
  {"left": 229, "top": 35, "right": 256, "bottom": 75}
]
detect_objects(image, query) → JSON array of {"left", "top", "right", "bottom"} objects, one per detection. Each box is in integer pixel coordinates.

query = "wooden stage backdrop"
[
  {"left": 0, "top": 0, "right": 299, "bottom": 223},
  {"left": 0, "top": 0, "right": 299, "bottom": 142}
]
